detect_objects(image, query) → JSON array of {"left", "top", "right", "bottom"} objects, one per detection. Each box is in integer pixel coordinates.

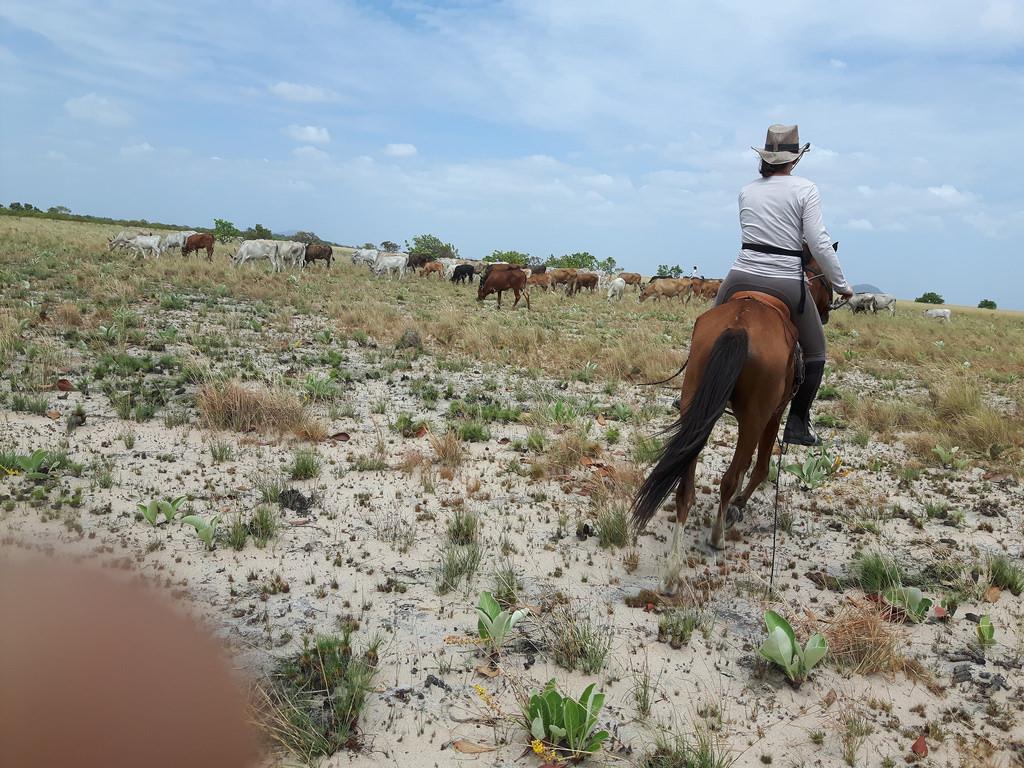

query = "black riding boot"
[{"left": 783, "top": 360, "right": 825, "bottom": 446}]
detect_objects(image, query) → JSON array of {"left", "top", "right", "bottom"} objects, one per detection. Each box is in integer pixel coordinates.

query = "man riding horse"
[{"left": 718, "top": 124, "right": 853, "bottom": 445}]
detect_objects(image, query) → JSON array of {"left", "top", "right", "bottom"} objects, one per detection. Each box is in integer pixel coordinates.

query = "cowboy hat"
[{"left": 753, "top": 124, "right": 810, "bottom": 165}]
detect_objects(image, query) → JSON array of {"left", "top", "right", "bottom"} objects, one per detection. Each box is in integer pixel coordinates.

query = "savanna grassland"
[{"left": 1, "top": 214, "right": 1023, "bottom": 767}]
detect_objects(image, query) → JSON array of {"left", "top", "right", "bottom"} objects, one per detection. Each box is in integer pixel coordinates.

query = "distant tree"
[
  {"left": 361, "top": 242, "right": 376, "bottom": 250},
  {"left": 292, "top": 230, "right": 323, "bottom": 244},
  {"left": 406, "top": 234, "right": 458, "bottom": 262},
  {"left": 485, "top": 250, "right": 530, "bottom": 265},
  {"left": 242, "top": 223, "right": 272, "bottom": 240},
  {"left": 546, "top": 252, "right": 597, "bottom": 270},
  {"left": 380, "top": 240, "right": 400, "bottom": 253},
  {"left": 596, "top": 256, "right": 618, "bottom": 273},
  {"left": 978, "top": 298, "right": 997, "bottom": 310},
  {"left": 48, "top": 205, "right": 71, "bottom": 215},
  {"left": 915, "top": 291, "right": 944, "bottom": 305},
  {"left": 213, "top": 218, "right": 241, "bottom": 243},
  {"left": 656, "top": 264, "right": 683, "bottom": 278},
  {"left": 9, "top": 202, "right": 22, "bottom": 211}
]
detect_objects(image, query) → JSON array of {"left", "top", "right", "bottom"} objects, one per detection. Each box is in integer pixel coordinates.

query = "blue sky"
[{"left": 2, "top": 1, "right": 1023, "bottom": 307}]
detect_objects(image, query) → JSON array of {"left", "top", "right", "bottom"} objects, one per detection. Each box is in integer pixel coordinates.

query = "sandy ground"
[{"left": 2, "top": 292, "right": 1022, "bottom": 768}]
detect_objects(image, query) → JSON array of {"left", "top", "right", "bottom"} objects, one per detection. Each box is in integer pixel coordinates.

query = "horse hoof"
[
  {"left": 709, "top": 536, "right": 726, "bottom": 551},
  {"left": 725, "top": 504, "right": 744, "bottom": 529}
]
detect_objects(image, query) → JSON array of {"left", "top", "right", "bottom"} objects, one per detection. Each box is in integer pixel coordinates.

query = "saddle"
[{"left": 729, "top": 291, "right": 804, "bottom": 393}]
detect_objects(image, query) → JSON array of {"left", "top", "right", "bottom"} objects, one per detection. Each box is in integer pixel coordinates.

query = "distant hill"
[{"left": 852, "top": 283, "right": 883, "bottom": 294}]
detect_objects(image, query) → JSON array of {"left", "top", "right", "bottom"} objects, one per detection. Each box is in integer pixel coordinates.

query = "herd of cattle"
[{"left": 105, "top": 229, "right": 954, "bottom": 319}]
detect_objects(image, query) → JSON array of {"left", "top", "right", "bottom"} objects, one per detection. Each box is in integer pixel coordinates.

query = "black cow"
[{"left": 451, "top": 264, "right": 475, "bottom": 284}]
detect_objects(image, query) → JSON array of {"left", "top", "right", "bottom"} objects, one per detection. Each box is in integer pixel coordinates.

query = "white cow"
[
  {"left": 112, "top": 234, "right": 163, "bottom": 259},
  {"left": 438, "top": 258, "right": 460, "bottom": 279},
  {"left": 606, "top": 277, "right": 626, "bottom": 301},
  {"left": 233, "top": 239, "right": 280, "bottom": 271},
  {"left": 373, "top": 252, "right": 408, "bottom": 279},
  {"left": 276, "top": 241, "right": 307, "bottom": 270},
  {"left": 848, "top": 293, "right": 875, "bottom": 313},
  {"left": 871, "top": 293, "right": 896, "bottom": 316},
  {"left": 351, "top": 248, "right": 378, "bottom": 266},
  {"left": 160, "top": 230, "right": 198, "bottom": 252},
  {"left": 924, "top": 308, "right": 951, "bottom": 322}
]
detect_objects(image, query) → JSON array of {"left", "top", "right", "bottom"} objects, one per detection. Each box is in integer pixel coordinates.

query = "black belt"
[
  {"left": 742, "top": 242, "right": 809, "bottom": 313},
  {"left": 742, "top": 242, "right": 803, "bottom": 258}
]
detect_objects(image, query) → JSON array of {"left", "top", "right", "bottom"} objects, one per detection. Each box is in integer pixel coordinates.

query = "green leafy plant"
[
  {"left": 5, "top": 449, "right": 66, "bottom": 480},
  {"left": 977, "top": 615, "right": 995, "bottom": 647},
  {"left": 182, "top": 514, "right": 219, "bottom": 550},
  {"left": 882, "top": 586, "right": 932, "bottom": 623},
  {"left": 758, "top": 610, "right": 827, "bottom": 686},
  {"left": 782, "top": 444, "right": 840, "bottom": 489},
  {"left": 524, "top": 680, "right": 609, "bottom": 760},
  {"left": 475, "top": 591, "right": 528, "bottom": 654},
  {"left": 137, "top": 495, "right": 186, "bottom": 526}
]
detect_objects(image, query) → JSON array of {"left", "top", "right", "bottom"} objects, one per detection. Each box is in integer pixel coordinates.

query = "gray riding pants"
[{"left": 713, "top": 270, "right": 827, "bottom": 363}]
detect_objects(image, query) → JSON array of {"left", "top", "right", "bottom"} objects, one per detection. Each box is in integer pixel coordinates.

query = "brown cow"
[
  {"left": 420, "top": 261, "right": 445, "bottom": 278},
  {"left": 619, "top": 271, "right": 643, "bottom": 289},
  {"left": 639, "top": 278, "right": 688, "bottom": 303},
  {"left": 527, "top": 272, "right": 551, "bottom": 291},
  {"left": 478, "top": 265, "right": 530, "bottom": 309},
  {"left": 570, "top": 271, "right": 599, "bottom": 295},
  {"left": 548, "top": 268, "right": 577, "bottom": 293},
  {"left": 303, "top": 243, "right": 333, "bottom": 268},
  {"left": 182, "top": 232, "right": 215, "bottom": 260}
]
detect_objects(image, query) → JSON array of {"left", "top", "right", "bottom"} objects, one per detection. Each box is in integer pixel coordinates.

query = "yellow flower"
[{"left": 531, "top": 739, "right": 545, "bottom": 755}]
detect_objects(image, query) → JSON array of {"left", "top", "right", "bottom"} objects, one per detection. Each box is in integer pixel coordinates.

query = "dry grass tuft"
[
  {"left": 429, "top": 429, "right": 464, "bottom": 468},
  {"left": 54, "top": 302, "right": 83, "bottom": 327},
  {"left": 814, "top": 601, "right": 933, "bottom": 688},
  {"left": 197, "top": 379, "right": 322, "bottom": 438}
]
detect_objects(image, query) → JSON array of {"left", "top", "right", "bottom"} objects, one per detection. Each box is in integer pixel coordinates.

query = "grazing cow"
[
  {"left": 924, "top": 308, "right": 951, "bottom": 322},
  {"left": 638, "top": 277, "right": 688, "bottom": 303},
  {"left": 373, "top": 252, "right": 408, "bottom": 279},
  {"left": 548, "top": 268, "right": 577, "bottom": 293},
  {"left": 530, "top": 264, "right": 547, "bottom": 275},
  {"left": 848, "top": 293, "right": 875, "bottom": 313},
  {"left": 691, "top": 278, "right": 721, "bottom": 301},
  {"left": 233, "top": 239, "right": 281, "bottom": 271},
  {"left": 275, "top": 241, "right": 307, "bottom": 270},
  {"left": 451, "top": 264, "right": 475, "bottom": 284},
  {"left": 182, "top": 233, "right": 215, "bottom": 260},
  {"left": 116, "top": 234, "right": 163, "bottom": 259},
  {"left": 107, "top": 230, "right": 153, "bottom": 252},
  {"left": 527, "top": 272, "right": 551, "bottom": 291},
  {"left": 571, "top": 271, "right": 599, "bottom": 295},
  {"left": 304, "top": 243, "right": 333, "bottom": 268},
  {"left": 619, "top": 272, "right": 642, "bottom": 290},
  {"left": 477, "top": 265, "right": 530, "bottom": 309},
  {"left": 351, "top": 248, "right": 378, "bottom": 266},
  {"left": 406, "top": 252, "right": 432, "bottom": 270},
  {"left": 160, "top": 230, "right": 198, "bottom": 252},
  {"left": 871, "top": 293, "right": 896, "bottom": 316},
  {"left": 606, "top": 277, "right": 626, "bottom": 301},
  {"left": 421, "top": 261, "right": 445, "bottom": 278}
]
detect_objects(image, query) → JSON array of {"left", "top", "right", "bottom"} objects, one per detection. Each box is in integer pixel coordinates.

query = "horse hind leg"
[
  {"left": 711, "top": 421, "right": 761, "bottom": 550},
  {"left": 663, "top": 458, "right": 698, "bottom": 594},
  {"left": 727, "top": 410, "right": 784, "bottom": 529}
]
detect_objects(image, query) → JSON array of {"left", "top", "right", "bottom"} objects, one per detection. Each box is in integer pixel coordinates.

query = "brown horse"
[{"left": 631, "top": 254, "right": 833, "bottom": 572}]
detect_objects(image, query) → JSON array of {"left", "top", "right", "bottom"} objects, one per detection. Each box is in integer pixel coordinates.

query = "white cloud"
[
  {"left": 293, "top": 145, "right": 328, "bottom": 161},
  {"left": 927, "top": 184, "right": 971, "bottom": 205},
  {"left": 64, "top": 93, "right": 130, "bottom": 125},
  {"left": 829, "top": 58, "right": 847, "bottom": 69},
  {"left": 120, "top": 141, "right": 153, "bottom": 155},
  {"left": 846, "top": 218, "right": 874, "bottom": 231},
  {"left": 268, "top": 81, "right": 336, "bottom": 102},
  {"left": 44, "top": 150, "right": 67, "bottom": 161},
  {"left": 384, "top": 143, "right": 418, "bottom": 158},
  {"left": 284, "top": 124, "right": 330, "bottom": 144}
]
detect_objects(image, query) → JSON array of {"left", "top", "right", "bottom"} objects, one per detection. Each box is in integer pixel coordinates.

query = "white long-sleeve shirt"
[{"left": 732, "top": 175, "right": 851, "bottom": 294}]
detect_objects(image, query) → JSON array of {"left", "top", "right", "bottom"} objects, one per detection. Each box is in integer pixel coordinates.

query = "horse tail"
[{"left": 631, "top": 327, "right": 748, "bottom": 530}]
